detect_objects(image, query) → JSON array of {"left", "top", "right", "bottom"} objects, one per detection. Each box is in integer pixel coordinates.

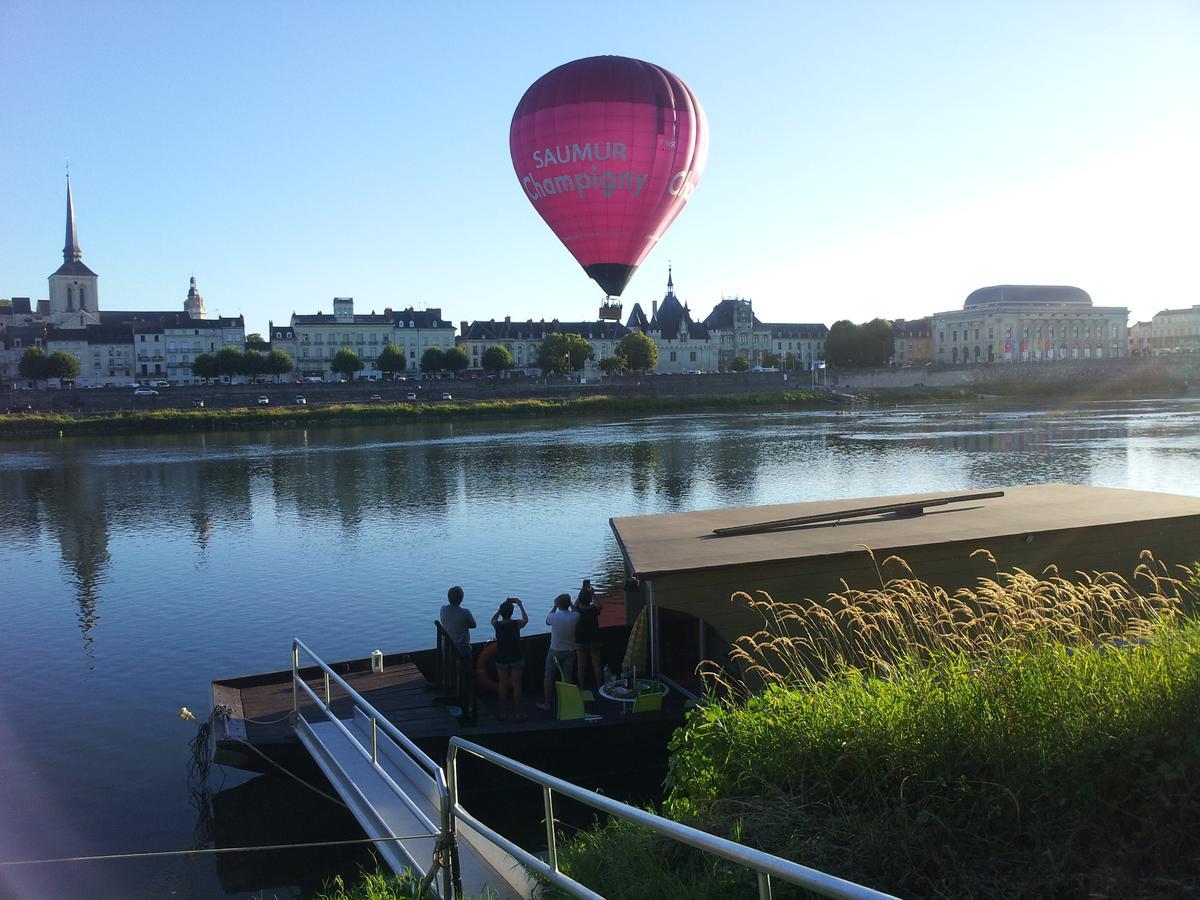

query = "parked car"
[
  {"left": 405, "top": 392, "right": 418, "bottom": 401},
  {"left": 294, "top": 395, "right": 307, "bottom": 405},
  {"left": 440, "top": 391, "right": 453, "bottom": 400},
  {"left": 191, "top": 398, "right": 205, "bottom": 408},
  {"left": 134, "top": 388, "right": 158, "bottom": 397},
  {"left": 149, "top": 379, "right": 171, "bottom": 388},
  {"left": 368, "top": 394, "right": 383, "bottom": 402},
  {"left": 256, "top": 396, "right": 270, "bottom": 405},
  {"left": 303, "top": 376, "right": 323, "bottom": 383}
]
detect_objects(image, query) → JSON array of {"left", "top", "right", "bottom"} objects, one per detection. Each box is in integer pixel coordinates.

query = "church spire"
[
  {"left": 64, "top": 175, "right": 82, "bottom": 263},
  {"left": 667, "top": 264, "right": 674, "bottom": 296}
]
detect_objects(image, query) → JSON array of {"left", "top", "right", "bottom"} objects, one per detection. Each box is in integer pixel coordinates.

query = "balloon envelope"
[{"left": 510, "top": 56, "right": 708, "bottom": 297}]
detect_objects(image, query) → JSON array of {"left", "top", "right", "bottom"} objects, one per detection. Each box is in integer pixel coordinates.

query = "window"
[{"left": 690, "top": 351, "right": 696, "bottom": 362}]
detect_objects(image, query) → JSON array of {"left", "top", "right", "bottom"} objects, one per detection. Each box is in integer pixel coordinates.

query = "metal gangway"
[{"left": 290, "top": 638, "right": 899, "bottom": 900}]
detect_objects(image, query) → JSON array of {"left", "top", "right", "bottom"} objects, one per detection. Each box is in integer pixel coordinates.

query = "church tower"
[
  {"left": 184, "top": 276, "right": 206, "bottom": 319},
  {"left": 48, "top": 175, "right": 100, "bottom": 328}
]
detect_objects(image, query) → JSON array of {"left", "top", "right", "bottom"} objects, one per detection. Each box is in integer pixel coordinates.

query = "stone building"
[
  {"left": 892, "top": 317, "right": 932, "bottom": 365},
  {"left": 1148, "top": 306, "right": 1200, "bottom": 354},
  {"left": 290, "top": 300, "right": 455, "bottom": 379},
  {"left": 459, "top": 317, "right": 630, "bottom": 375},
  {"left": 931, "top": 285, "right": 1128, "bottom": 364},
  {"left": 768, "top": 323, "right": 828, "bottom": 370},
  {"left": 623, "top": 270, "right": 718, "bottom": 372}
]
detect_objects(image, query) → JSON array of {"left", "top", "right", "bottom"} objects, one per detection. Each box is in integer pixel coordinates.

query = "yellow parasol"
[{"left": 622, "top": 607, "right": 649, "bottom": 673}]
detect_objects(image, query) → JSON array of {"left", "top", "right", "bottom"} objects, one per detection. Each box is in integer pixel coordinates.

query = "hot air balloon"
[{"left": 510, "top": 55, "right": 708, "bottom": 309}]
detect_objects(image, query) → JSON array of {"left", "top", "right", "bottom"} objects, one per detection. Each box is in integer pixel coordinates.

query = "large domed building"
[{"left": 932, "top": 285, "right": 1128, "bottom": 364}]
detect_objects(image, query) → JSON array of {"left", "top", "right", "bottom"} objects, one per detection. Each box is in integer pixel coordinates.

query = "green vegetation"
[
  {"left": 615, "top": 331, "right": 658, "bottom": 373},
  {"left": 729, "top": 356, "right": 748, "bottom": 372},
  {"left": 314, "top": 866, "right": 498, "bottom": 899},
  {"left": 824, "top": 318, "right": 894, "bottom": 367},
  {"left": 537, "top": 333, "right": 594, "bottom": 375},
  {"left": 0, "top": 391, "right": 829, "bottom": 438},
  {"left": 420, "top": 346, "right": 445, "bottom": 373},
  {"left": 555, "top": 556, "right": 1200, "bottom": 899},
  {"left": 481, "top": 345, "right": 514, "bottom": 374},
  {"left": 377, "top": 343, "right": 408, "bottom": 377},
  {"left": 18, "top": 346, "right": 80, "bottom": 384},
  {"left": 332, "top": 348, "right": 365, "bottom": 379},
  {"left": 444, "top": 346, "right": 470, "bottom": 373}
]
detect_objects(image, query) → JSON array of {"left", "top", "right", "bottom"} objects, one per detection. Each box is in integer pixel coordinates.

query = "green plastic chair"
[
  {"left": 631, "top": 690, "right": 664, "bottom": 714},
  {"left": 556, "top": 681, "right": 592, "bottom": 721}
]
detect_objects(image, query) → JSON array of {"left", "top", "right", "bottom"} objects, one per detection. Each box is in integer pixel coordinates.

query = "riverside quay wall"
[{"left": 5, "top": 358, "right": 1197, "bottom": 414}]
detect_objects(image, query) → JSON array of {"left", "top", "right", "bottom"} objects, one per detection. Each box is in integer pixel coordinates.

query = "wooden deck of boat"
[{"left": 214, "top": 657, "right": 686, "bottom": 753}]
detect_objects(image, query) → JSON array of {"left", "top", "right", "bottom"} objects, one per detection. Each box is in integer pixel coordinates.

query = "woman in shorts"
[
  {"left": 490, "top": 597, "right": 528, "bottom": 721},
  {"left": 574, "top": 581, "right": 603, "bottom": 691}
]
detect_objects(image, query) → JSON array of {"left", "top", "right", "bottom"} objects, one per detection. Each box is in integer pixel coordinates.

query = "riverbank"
[
  {"left": 0, "top": 391, "right": 836, "bottom": 438},
  {"left": 552, "top": 561, "right": 1200, "bottom": 899}
]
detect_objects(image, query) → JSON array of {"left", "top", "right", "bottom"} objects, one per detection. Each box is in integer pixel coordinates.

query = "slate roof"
[
  {"left": 2, "top": 325, "right": 47, "bottom": 348},
  {"left": 392, "top": 308, "right": 452, "bottom": 328},
  {"left": 51, "top": 260, "right": 98, "bottom": 278},
  {"left": 963, "top": 285, "right": 1092, "bottom": 308},
  {"left": 702, "top": 297, "right": 764, "bottom": 330},
  {"left": 650, "top": 293, "right": 709, "bottom": 341},
  {"left": 767, "top": 323, "right": 828, "bottom": 339},
  {"left": 45, "top": 323, "right": 133, "bottom": 345},
  {"left": 462, "top": 319, "right": 630, "bottom": 342},
  {"left": 0, "top": 298, "right": 34, "bottom": 316},
  {"left": 270, "top": 326, "right": 296, "bottom": 341},
  {"left": 625, "top": 303, "right": 650, "bottom": 330},
  {"left": 892, "top": 317, "right": 931, "bottom": 338}
]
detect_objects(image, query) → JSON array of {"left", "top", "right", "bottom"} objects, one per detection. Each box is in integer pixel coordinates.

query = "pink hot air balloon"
[{"left": 510, "top": 55, "right": 708, "bottom": 298}]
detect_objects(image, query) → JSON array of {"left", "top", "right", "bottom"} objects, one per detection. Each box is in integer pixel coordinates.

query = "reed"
[{"left": 556, "top": 554, "right": 1200, "bottom": 899}]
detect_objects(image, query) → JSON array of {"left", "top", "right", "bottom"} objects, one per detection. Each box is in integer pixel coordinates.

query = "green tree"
[
  {"left": 191, "top": 353, "right": 219, "bottom": 383},
  {"left": 481, "top": 345, "right": 513, "bottom": 374},
  {"left": 18, "top": 346, "right": 49, "bottom": 385},
  {"left": 331, "top": 347, "right": 364, "bottom": 380},
  {"left": 599, "top": 355, "right": 625, "bottom": 375},
  {"left": 615, "top": 332, "right": 658, "bottom": 373},
  {"left": 730, "top": 356, "right": 750, "bottom": 373},
  {"left": 376, "top": 343, "right": 407, "bottom": 378},
  {"left": 443, "top": 346, "right": 470, "bottom": 373},
  {"left": 263, "top": 349, "right": 294, "bottom": 382},
  {"left": 215, "top": 346, "right": 245, "bottom": 380},
  {"left": 861, "top": 318, "right": 894, "bottom": 367},
  {"left": 761, "top": 351, "right": 781, "bottom": 369},
  {"left": 46, "top": 350, "right": 80, "bottom": 383},
  {"left": 420, "top": 346, "right": 445, "bottom": 373},
  {"left": 537, "top": 333, "right": 594, "bottom": 375},
  {"left": 824, "top": 320, "right": 857, "bottom": 367},
  {"left": 246, "top": 332, "right": 264, "bottom": 344},
  {"left": 242, "top": 349, "right": 265, "bottom": 380}
]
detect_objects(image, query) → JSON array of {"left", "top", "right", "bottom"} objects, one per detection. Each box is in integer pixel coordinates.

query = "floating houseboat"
[{"left": 211, "top": 484, "right": 1200, "bottom": 780}]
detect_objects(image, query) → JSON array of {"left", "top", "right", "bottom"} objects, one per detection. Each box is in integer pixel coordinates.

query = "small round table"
[{"left": 598, "top": 679, "right": 670, "bottom": 704}]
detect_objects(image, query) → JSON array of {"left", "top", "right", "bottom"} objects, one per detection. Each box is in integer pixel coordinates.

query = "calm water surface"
[{"left": 2, "top": 399, "right": 1199, "bottom": 898}]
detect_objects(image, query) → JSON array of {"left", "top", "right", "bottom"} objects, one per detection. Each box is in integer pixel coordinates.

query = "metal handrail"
[
  {"left": 447, "top": 737, "right": 899, "bottom": 900},
  {"left": 291, "top": 639, "right": 457, "bottom": 898},
  {"left": 433, "top": 620, "right": 477, "bottom": 724}
]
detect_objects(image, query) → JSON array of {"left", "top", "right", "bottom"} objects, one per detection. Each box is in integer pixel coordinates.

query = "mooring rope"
[{"left": 0, "top": 833, "right": 438, "bottom": 867}]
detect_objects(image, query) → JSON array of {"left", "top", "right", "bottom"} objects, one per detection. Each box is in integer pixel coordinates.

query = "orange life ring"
[{"left": 475, "top": 643, "right": 500, "bottom": 695}]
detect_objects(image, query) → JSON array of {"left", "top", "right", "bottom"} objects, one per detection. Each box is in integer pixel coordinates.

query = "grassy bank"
[
  {"left": 0, "top": 391, "right": 829, "bottom": 439},
  {"left": 554, "top": 557, "right": 1200, "bottom": 899}
]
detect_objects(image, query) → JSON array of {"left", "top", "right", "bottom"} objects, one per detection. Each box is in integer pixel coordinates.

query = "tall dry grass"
[{"left": 710, "top": 548, "right": 1187, "bottom": 692}]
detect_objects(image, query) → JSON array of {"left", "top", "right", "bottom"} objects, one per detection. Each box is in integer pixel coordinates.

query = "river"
[{"left": 2, "top": 399, "right": 1199, "bottom": 898}]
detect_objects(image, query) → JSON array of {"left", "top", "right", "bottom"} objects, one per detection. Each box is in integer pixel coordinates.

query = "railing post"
[
  {"left": 291, "top": 642, "right": 300, "bottom": 725},
  {"left": 758, "top": 871, "right": 773, "bottom": 900},
  {"left": 370, "top": 716, "right": 378, "bottom": 765},
  {"left": 445, "top": 743, "right": 460, "bottom": 900},
  {"left": 543, "top": 785, "right": 558, "bottom": 873},
  {"left": 324, "top": 670, "right": 332, "bottom": 708}
]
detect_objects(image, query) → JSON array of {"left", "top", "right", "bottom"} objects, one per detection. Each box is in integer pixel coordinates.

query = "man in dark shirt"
[{"left": 439, "top": 585, "right": 476, "bottom": 656}]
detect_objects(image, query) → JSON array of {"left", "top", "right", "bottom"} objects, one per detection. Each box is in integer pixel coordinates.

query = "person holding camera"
[{"left": 491, "top": 597, "right": 529, "bottom": 721}]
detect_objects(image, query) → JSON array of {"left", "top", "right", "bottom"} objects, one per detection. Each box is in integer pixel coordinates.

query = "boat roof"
[{"left": 610, "top": 484, "right": 1200, "bottom": 579}]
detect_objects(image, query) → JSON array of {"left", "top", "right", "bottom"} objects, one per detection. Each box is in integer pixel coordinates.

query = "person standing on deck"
[
  {"left": 574, "top": 580, "right": 603, "bottom": 691},
  {"left": 491, "top": 598, "right": 529, "bottom": 721},
  {"left": 439, "top": 585, "right": 476, "bottom": 657},
  {"left": 537, "top": 593, "right": 579, "bottom": 711}
]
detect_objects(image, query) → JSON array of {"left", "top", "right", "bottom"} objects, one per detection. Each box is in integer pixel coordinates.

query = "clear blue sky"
[{"left": 2, "top": 1, "right": 1197, "bottom": 333}]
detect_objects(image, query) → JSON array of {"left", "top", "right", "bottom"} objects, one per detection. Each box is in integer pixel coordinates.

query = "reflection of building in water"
[{"left": 1, "top": 467, "right": 112, "bottom": 653}]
